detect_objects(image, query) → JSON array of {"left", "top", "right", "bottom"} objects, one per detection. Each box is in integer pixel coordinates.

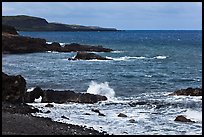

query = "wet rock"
[
  {"left": 24, "top": 86, "right": 44, "bottom": 103},
  {"left": 70, "top": 52, "right": 112, "bottom": 60},
  {"left": 91, "top": 109, "right": 100, "bottom": 113},
  {"left": 174, "top": 115, "right": 195, "bottom": 123},
  {"left": 2, "top": 72, "right": 26, "bottom": 103},
  {"left": 45, "top": 103, "right": 54, "bottom": 107},
  {"left": 61, "top": 115, "right": 69, "bottom": 120},
  {"left": 84, "top": 113, "right": 91, "bottom": 115},
  {"left": 169, "top": 87, "right": 202, "bottom": 96},
  {"left": 98, "top": 112, "right": 106, "bottom": 116},
  {"left": 44, "top": 110, "right": 51, "bottom": 114},
  {"left": 129, "top": 119, "right": 136, "bottom": 123},
  {"left": 129, "top": 101, "right": 147, "bottom": 107},
  {"left": 118, "top": 113, "right": 127, "bottom": 117}
]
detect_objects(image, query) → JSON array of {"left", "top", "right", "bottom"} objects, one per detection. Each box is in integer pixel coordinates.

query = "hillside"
[{"left": 2, "top": 15, "right": 117, "bottom": 31}]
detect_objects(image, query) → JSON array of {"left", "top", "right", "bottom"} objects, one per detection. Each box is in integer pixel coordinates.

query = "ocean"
[{"left": 2, "top": 30, "right": 202, "bottom": 135}]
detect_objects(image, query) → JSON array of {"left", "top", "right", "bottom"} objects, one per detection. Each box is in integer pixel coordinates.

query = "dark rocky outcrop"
[
  {"left": 64, "top": 43, "right": 113, "bottom": 52},
  {"left": 70, "top": 52, "right": 112, "bottom": 60},
  {"left": 24, "top": 87, "right": 107, "bottom": 104},
  {"left": 169, "top": 87, "right": 202, "bottom": 96},
  {"left": 2, "top": 33, "right": 47, "bottom": 54},
  {"left": 2, "top": 24, "right": 18, "bottom": 35},
  {"left": 174, "top": 115, "right": 195, "bottom": 123},
  {"left": 2, "top": 33, "right": 113, "bottom": 54},
  {"left": 24, "top": 86, "right": 44, "bottom": 103},
  {"left": 2, "top": 15, "right": 118, "bottom": 31},
  {"left": 2, "top": 72, "right": 26, "bottom": 103}
]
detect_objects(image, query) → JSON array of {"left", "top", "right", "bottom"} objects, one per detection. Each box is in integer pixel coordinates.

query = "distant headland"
[{"left": 2, "top": 15, "right": 118, "bottom": 31}]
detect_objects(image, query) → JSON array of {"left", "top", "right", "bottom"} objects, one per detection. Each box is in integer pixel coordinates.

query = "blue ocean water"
[{"left": 2, "top": 30, "right": 202, "bottom": 135}]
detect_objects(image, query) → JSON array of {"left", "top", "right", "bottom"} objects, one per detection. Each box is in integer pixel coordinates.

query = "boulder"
[
  {"left": 2, "top": 72, "right": 26, "bottom": 103},
  {"left": 169, "top": 87, "right": 202, "bottom": 96},
  {"left": 129, "top": 119, "right": 136, "bottom": 123},
  {"left": 118, "top": 113, "right": 128, "bottom": 117},
  {"left": 70, "top": 52, "right": 112, "bottom": 60},
  {"left": 24, "top": 86, "right": 44, "bottom": 103},
  {"left": 174, "top": 115, "right": 195, "bottom": 123}
]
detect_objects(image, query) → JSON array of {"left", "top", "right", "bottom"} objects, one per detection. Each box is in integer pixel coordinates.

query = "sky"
[{"left": 2, "top": 2, "right": 202, "bottom": 30}]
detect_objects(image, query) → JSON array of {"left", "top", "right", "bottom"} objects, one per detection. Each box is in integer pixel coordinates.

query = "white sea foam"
[
  {"left": 46, "top": 41, "right": 65, "bottom": 46},
  {"left": 111, "top": 50, "right": 124, "bottom": 53},
  {"left": 34, "top": 96, "right": 42, "bottom": 103},
  {"left": 46, "top": 51, "right": 59, "bottom": 53},
  {"left": 183, "top": 109, "right": 202, "bottom": 122},
  {"left": 27, "top": 87, "right": 35, "bottom": 92},
  {"left": 87, "top": 81, "right": 115, "bottom": 100},
  {"left": 106, "top": 56, "right": 146, "bottom": 61},
  {"left": 153, "top": 56, "right": 167, "bottom": 59}
]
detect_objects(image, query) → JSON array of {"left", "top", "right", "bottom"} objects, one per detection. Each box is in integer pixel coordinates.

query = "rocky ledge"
[
  {"left": 69, "top": 52, "right": 112, "bottom": 60},
  {"left": 168, "top": 87, "right": 202, "bottom": 96},
  {"left": 2, "top": 72, "right": 107, "bottom": 104},
  {"left": 24, "top": 87, "right": 107, "bottom": 104},
  {"left": 2, "top": 25, "right": 113, "bottom": 54}
]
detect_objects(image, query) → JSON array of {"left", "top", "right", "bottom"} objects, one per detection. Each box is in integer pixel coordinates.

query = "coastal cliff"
[{"left": 2, "top": 15, "right": 118, "bottom": 31}]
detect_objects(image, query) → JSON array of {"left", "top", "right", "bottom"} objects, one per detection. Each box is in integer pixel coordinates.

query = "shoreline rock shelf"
[
  {"left": 2, "top": 25, "right": 114, "bottom": 54},
  {"left": 2, "top": 72, "right": 107, "bottom": 104},
  {"left": 168, "top": 87, "right": 202, "bottom": 96}
]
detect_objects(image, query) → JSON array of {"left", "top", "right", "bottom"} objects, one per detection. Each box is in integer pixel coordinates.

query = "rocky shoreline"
[
  {"left": 2, "top": 103, "right": 107, "bottom": 135},
  {"left": 2, "top": 72, "right": 108, "bottom": 135},
  {"left": 2, "top": 24, "right": 202, "bottom": 135}
]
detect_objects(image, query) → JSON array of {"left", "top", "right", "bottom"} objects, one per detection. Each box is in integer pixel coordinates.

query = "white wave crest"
[
  {"left": 183, "top": 109, "right": 202, "bottom": 122},
  {"left": 153, "top": 56, "right": 167, "bottom": 59},
  {"left": 87, "top": 81, "right": 115, "bottom": 100},
  {"left": 111, "top": 50, "right": 124, "bottom": 53},
  {"left": 46, "top": 41, "right": 65, "bottom": 46},
  {"left": 27, "top": 87, "right": 35, "bottom": 92},
  {"left": 106, "top": 56, "right": 146, "bottom": 61},
  {"left": 46, "top": 51, "right": 59, "bottom": 53}
]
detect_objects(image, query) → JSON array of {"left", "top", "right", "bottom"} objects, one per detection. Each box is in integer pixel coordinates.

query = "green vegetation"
[{"left": 2, "top": 15, "right": 117, "bottom": 31}]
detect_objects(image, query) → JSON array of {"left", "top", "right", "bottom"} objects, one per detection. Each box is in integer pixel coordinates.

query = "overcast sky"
[{"left": 2, "top": 2, "right": 202, "bottom": 30}]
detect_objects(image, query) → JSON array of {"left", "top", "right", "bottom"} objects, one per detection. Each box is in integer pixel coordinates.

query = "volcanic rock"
[
  {"left": 174, "top": 115, "right": 195, "bottom": 123},
  {"left": 169, "top": 87, "right": 202, "bottom": 96},
  {"left": 2, "top": 72, "right": 26, "bottom": 103},
  {"left": 71, "top": 52, "right": 112, "bottom": 60}
]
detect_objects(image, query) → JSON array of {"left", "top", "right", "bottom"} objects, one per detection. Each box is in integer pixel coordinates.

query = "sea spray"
[{"left": 87, "top": 81, "right": 115, "bottom": 100}]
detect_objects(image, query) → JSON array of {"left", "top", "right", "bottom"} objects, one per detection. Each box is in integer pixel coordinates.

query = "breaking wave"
[{"left": 86, "top": 81, "right": 115, "bottom": 100}]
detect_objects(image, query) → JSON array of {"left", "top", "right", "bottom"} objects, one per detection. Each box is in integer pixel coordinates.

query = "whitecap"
[
  {"left": 111, "top": 50, "right": 124, "bottom": 53},
  {"left": 34, "top": 96, "right": 42, "bottom": 103},
  {"left": 27, "top": 87, "right": 35, "bottom": 92},
  {"left": 87, "top": 81, "right": 115, "bottom": 101},
  {"left": 46, "top": 51, "right": 59, "bottom": 53},
  {"left": 183, "top": 109, "right": 202, "bottom": 122},
  {"left": 106, "top": 56, "right": 146, "bottom": 61},
  {"left": 153, "top": 56, "right": 167, "bottom": 59}
]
